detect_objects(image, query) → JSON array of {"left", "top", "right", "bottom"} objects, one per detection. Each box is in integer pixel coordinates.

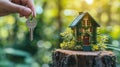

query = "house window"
[
  {"left": 90, "top": 27, "right": 92, "bottom": 32},
  {"left": 87, "top": 20, "right": 90, "bottom": 26},
  {"left": 82, "top": 20, "right": 85, "bottom": 26}
]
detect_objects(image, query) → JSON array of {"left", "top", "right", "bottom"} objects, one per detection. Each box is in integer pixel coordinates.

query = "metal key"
[{"left": 26, "top": 17, "right": 37, "bottom": 41}]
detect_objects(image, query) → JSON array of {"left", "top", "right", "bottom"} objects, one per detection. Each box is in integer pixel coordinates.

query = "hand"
[{"left": 0, "top": 0, "right": 36, "bottom": 18}]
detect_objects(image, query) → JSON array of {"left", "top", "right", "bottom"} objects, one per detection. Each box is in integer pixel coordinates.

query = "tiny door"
[{"left": 83, "top": 35, "right": 89, "bottom": 46}]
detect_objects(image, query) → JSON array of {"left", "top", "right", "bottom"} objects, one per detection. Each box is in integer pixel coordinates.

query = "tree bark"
[{"left": 52, "top": 49, "right": 116, "bottom": 67}]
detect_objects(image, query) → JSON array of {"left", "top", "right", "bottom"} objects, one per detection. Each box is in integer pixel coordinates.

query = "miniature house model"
[{"left": 69, "top": 12, "right": 100, "bottom": 51}]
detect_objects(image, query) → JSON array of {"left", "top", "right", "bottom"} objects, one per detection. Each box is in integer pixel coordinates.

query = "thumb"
[
  {"left": 1, "top": 1, "right": 32, "bottom": 17},
  {"left": 16, "top": 5, "right": 32, "bottom": 17}
]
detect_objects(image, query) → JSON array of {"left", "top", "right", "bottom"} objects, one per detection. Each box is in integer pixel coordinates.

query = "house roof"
[{"left": 69, "top": 12, "right": 100, "bottom": 28}]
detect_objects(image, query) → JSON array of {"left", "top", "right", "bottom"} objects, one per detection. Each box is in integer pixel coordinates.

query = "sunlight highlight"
[{"left": 85, "top": 0, "right": 94, "bottom": 5}]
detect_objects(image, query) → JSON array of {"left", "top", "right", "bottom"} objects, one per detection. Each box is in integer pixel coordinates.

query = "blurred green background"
[{"left": 0, "top": 0, "right": 120, "bottom": 67}]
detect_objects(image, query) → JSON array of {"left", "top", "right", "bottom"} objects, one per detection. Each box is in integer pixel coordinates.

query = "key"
[
  {"left": 26, "top": 17, "right": 37, "bottom": 41},
  {"left": 26, "top": 18, "right": 37, "bottom": 41}
]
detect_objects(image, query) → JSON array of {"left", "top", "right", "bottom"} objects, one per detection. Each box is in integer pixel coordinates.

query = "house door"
[{"left": 83, "top": 35, "right": 89, "bottom": 46}]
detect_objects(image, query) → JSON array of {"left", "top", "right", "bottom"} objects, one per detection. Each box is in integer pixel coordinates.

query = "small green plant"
[
  {"left": 92, "top": 28, "right": 108, "bottom": 51},
  {"left": 60, "top": 28, "right": 76, "bottom": 50},
  {"left": 92, "top": 35, "right": 108, "bottom": 51}
]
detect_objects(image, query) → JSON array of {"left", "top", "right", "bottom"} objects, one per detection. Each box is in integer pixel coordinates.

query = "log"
[{"left": 52, "top": 49, "right": 116, "bottom": 67}]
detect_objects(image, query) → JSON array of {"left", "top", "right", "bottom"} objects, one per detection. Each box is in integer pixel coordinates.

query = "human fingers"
[
  {"left": 0, "top": 10, "right": 14, "bottom": 16},
  {"left": 24, "top": 0, "right": 36, "bottom": 17},
  {"left": 11, "top": 0, "right": 36, "bottom": 17},
  {"left": 0, "top": 0, "right": 32, "bottom": 18}
]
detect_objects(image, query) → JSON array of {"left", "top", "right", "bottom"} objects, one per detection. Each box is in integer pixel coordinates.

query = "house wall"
[
  {"left": 72, "top": 27, "right": 77, "bottom": 40},
  {"left": 75, "top": 14, "right": 97, "bottom": 46},
  {"left": 92, "top": 25, "right": 97, "bottom": 44}
]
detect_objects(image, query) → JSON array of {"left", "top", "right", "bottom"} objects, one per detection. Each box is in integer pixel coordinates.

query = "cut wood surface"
[
  {"left": 55, "top": 49, "right": 114, "bottom": 56},
  {"left": 52, "top": 49, "right": 116, "bottom": 67}
]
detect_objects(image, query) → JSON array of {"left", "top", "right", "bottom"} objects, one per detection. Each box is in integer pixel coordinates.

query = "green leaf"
[{"left": 107, "top": 46, "right": 120, "bottom": 52}]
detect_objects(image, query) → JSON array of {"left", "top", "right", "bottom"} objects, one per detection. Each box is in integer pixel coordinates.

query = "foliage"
[
  {"left": 92, "top": 45, "right": 99, "bottom": 51},
  {"left": 60, "top": 28, "right": 76, "bottom": 50},
  {"left": 60, "top": 28, "right": 83, "bottom": 50},
  {"left": 92, "top": 35, "right": 108, "bottom": 51},
  {"left": 92, "top": 28, "right": 107, "bottom": 51}
]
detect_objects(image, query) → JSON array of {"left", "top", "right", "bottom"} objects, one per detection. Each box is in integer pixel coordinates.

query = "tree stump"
[{"left": 52, "top": 49, "right": 116, "bottom": 67}]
